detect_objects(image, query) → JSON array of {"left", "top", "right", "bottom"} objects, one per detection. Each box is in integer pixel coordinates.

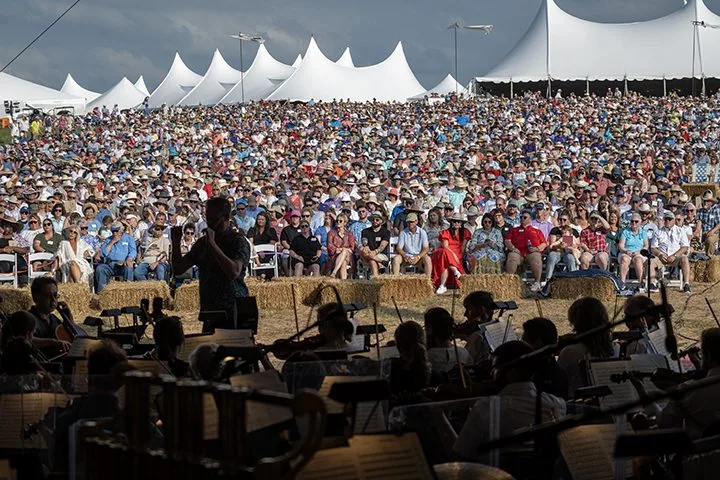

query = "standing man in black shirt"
[
  {"left": 280, "top": 210, "right": 303, "bottom": 276},
  {"left": 289, "top": 219, "right": 321, "bottom": 276},
  {"left": 171, "top": 197, "right": 250, "bottom": 332},
  {"left": 360, "top": 212, "right": 391, "bottom": 277}
]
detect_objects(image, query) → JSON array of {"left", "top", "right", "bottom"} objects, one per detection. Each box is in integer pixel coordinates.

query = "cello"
[{"left": 54, "top": 301, "right": 89, "bottom": 342}]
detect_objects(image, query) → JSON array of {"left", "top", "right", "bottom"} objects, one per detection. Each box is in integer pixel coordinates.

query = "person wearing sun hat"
[
  {"left": 698, "top": 190, "right": 720, "bottom": 255},
  {"left": 431, "top": 212, "right": 471, "bottom": 295}
]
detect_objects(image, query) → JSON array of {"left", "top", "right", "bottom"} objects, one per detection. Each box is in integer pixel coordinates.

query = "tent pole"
[
  {"left": 663, "top": 77, "right": 667, "bottom": 97},
  {"left": 692, "top": 22, "right": 697, "bottom": 96},
  {"left": 586, "top": 78, "right": 589, "bottom": 96},
  {"left": 702, "top": 76, "right": 707, "bottom": 97},
  {"left": 510, "top": 80, "right": 514, "bottom": 98},
  {"left": 454, "top": 26, "right": 459, "bottom": 95},
  {"left": 239, "top": 33, "right": 245, "bottom": 104},
  {"left": 624, "top": 76, "right": 628, "bottom": 97},
  {"left": 547, "top": 78, "right": 551, "bottom": 98}
]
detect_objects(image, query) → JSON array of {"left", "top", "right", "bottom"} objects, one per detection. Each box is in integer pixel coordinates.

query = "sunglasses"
[
  {"left": 81, "top": 226, "right": 88, "bottom": 230},
  {"left": 29, "top": 220, "right": 38, "bottom": 224},
  {"left": 185, "top": 230, "right": 195, "bottom": 234},
  {"left": 300, "top": 224, "right": 310, "bottom": 228},
  {"left": 559, "top": 218, "right": 569, "bottom": 222},
  {"left": 53, "top": 209, "right": 62, "bottom": 212},
  {"left": 43, "top": 223, "right": 52, "bottom": 227},
  {"left": 302, "top": 214, "right": 311, "bottom": 218},
  {"left": 630, "top": 220, "right": 640, "bottom": 224}
]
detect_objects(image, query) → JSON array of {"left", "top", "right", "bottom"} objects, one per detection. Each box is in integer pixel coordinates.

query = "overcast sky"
[{"left": 2, "top": 0, "right": 716, "bottom": 92}]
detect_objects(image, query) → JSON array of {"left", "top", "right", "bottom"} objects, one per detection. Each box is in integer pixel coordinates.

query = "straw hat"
[{"left": 448, "top": 212, "right": 467, "bottom": 222}]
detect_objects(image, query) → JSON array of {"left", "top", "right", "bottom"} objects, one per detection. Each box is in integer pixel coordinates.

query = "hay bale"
[
  {"left": 272, "top": 277, "right": 324, "bottom": 305},
  {"left": 377, "top": 274, "right": 434, "bottom": 303},
  {"left": 173, "top": 281, "right": 199, "bottom": 312},
  {"left": 550, "top": 276, "right": 616, "bottom": 301},
  {"left": 693, "top": 259, "right": 709, "bottom": 283},
  {"left": 0, "top": 287, "right": 32, "bottom": 315},
  {"left": 705, "top": 256, "right": 720, "bottom": 283},
  {"left": 683, "top": 183, "right": 720, "bottom": 200},
  {"left": 269, "top": 277, "right": 381, "bottom": 306},
  {"left": 459, "top": 274, "right": 523, "bottom": 300},
  {"left": 246, "top": 277, "right": 294, "bottom": 310},
  {"left": 57, "top": 283, "right": 93, "bottom": 316},
  {"left": 98, "top": 280, "right": 171, "bottom": 311}
]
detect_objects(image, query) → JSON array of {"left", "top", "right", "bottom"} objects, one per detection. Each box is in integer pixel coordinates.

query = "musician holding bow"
[{"left": 28, "top": 277, "right": 71, "bottom": 354}]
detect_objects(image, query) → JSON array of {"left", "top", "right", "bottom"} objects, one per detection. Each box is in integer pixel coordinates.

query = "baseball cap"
[
  {"left": 290, "top": 210, "right": 301, "bottom": 218},
  {"left": 663, "top": 211, "right": 675, "bottom": 220},
  {"left": 110, "top": 222, "right": 123, "bottom": 232},
  {"left": 406, "top": 213, "right": 418, "bottom": 222}
]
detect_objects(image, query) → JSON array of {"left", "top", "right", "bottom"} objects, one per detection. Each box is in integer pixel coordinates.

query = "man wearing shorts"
[
  {"left": 505, "top": 209, "right": 546, "bottom": 292},
  {"left": 650, "top": 211, "right": 691, "bottom": 293},
  {"left": 392, "top": 213, "right": 431, "bottom": 275},
  {"left": 360, "top": 212, "right": 390, "bottom": 277}
]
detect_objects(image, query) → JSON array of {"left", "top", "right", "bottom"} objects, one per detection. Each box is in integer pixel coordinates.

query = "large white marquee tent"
[
  {"left": 87, "top": 77, "right": 146, "bottom": 111},
  {"left": 218, "top": 44, "right": 296, "bottom": 104},
  {"left": 177, "top": 49, "right": 243, "bottom": 106},
  {"left": 1, "top": 72, "right": 85, "bottom": 114},
  {"left": 266, "top": 38, "right": 426, "bottom": 102},
  {"left": 60, "top": 74, "right": 100, "bottom": 102},
  {"left": 148, "top": 53, "right": 203, "bottom": 108},
  {"left": 476, "top": 0, "right": 720, "bottom": 84}
]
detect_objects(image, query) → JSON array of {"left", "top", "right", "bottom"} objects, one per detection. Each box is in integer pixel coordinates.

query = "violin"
[
  {"left": 453, "top": 320, "right": 481, "bottom": 339},
  {"left": 610, "top": 368, "right": 706, "bottom": 391},
  {"left": 54, "top": 301, "right": 88, "bottom": 343},
  {"left": 262, "top": 334, "right": 327, "bottom": 360}
]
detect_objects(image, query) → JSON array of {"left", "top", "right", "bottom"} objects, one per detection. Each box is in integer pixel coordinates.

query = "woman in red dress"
[
  {"left": 327, "top": 213, "right": 356, "bottom": 279},
  {"left": 431, "top": 212, "right": 471, "bottom": 294}
]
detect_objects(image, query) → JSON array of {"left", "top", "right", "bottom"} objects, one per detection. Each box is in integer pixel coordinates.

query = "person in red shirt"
[
  {"left": 505, "top": 209, "right": 547, "bottom": 292},
  {"left": 579, "top": 211, "right": 610, "bottom": 270}
]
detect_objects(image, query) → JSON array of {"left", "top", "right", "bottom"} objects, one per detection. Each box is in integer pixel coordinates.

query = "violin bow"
[
  {"left": 706, "top": 298, "right": 720, "bottom": 328},
  {"left": 291, "top": 283, "right": 300, "bottom": 337},
  {"left": 452, "top": 335, "right": 468, "bottom": 391},
  {"left": 535, "top": 299, "right": 543, "bottom": 318},
  {"left": 391, "top": 296, "right": 404, "bottom": 324},
  {"left": 373, "top": 303, "right": 381, "bottom": 361}
]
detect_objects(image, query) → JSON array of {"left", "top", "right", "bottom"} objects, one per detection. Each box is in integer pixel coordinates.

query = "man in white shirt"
[
  {"left": 439, "top": 341, "right": 566, "bottom": 462},
  {"left": 392, "top": 213, "right": 431, "bottom": 275},
  {"left": 649, "top": 211, "right": 691, "bottom": 293}
]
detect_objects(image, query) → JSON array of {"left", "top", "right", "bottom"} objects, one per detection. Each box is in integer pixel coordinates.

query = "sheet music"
[
  {"left": 589, "top": 360, "right": 638, "bottom": 409},
  {"left": 0, "top": 392, "right": 71, "bottom": 449},
  {"left": 230, "top": 371, "right": 293, "bottom": 432},
  {"left": 177, "top": 331, "right": 255, "bottom": 361},
  {"left": 204, "top": 392, "right": 218, "bottom": 440},
  {"left": 297, "top": 433, "right": 434, "bottom": 480},
  {"left": 482, "top": 318, "right": 518, "bottom": 352},
  {"left": 648, "top": 322, "right": 680, "bottom": 373},
  {"left": 558, "top": 425, "right": 615, "bottom": 480},
  {"left": 318, "top": 376, "right": 387, "bottom": 434},
  {"left": 67, "top": 338, "right": 100, "bottom": 358},
  {"left": 377, "top": 346, "right": 399, "bottom": 360}
]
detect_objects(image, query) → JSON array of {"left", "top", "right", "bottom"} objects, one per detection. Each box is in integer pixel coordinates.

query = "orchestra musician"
[
  {"left": 28, "top": 277, "right": 71, "bottom": 354},
  {"left": 424, "top": 307, "right": 472, "bottom": 377},
  {"left": 437, "top": 341, "right": 566, "bottom": 463},
  {"left": 457, "top": 291, "right": 496, "bottom": 364},
  {"left": 146, "top": 315, "right": 190, "bottom": 377},
  {"left": 522, "top": 317, "right": 569, "bottom": 399},
  {"left": 623, "top": 295, "right": 660, "bottom": 355},
  {"left": 49, "top": 339, "right": 128, "bottom": 475},
  {"left": 390, "top": 321, "right": 431, "bottom": 396},
  {"left": 557, "top": 297, "right": 615, "bottom": 398}
]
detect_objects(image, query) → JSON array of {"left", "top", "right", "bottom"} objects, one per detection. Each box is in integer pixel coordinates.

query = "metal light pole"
[
  {"left": 447, "top": 22, "right": 493, "bottom": 94},
  {"left": 229, "top": 33, "right": 265, "bottom": 104}
]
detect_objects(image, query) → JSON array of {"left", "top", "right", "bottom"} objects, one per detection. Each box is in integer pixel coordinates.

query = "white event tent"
[
  {"left": 60, "top": 74, "right": 100, "bottom": 102},
  {"left": 336, "top": 47, "right": 355, "bottom": 67},
  {"left": 219, "top": 44, "right": 297, "bottom": 104},
  {"left": 148, "top": 53, "right": 203, "bottom": 108},
  {"left": 266, "top": 37, "right": 425, "bottom": 102},
  {"left": 476, "top": 0, "right": 720, "bottom": 85},
  {"left": 291, "top": 54, "right": 303, "bottom": 68},
  {"left": 1, "top": 72, "right": 85, "bottom": 114},
  {"left": 134, "top": 76, "right": 150, "bottom": 96},
  {"left": 88, "top": 77, "right": 146, "bottom": 111},
  {"left": 411, "top": 74, "right": 469, "bottom": 98},
  {"left": 178, "top": 49, "right": 243, "bottom": 106}
]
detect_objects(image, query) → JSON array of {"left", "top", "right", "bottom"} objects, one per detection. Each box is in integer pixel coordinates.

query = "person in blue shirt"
[
  {"left": 95, "top": 222, "right": 136, "bottom": 292},
  {"left": 617, "top": 213, "right": 649, "bottom": 287}
]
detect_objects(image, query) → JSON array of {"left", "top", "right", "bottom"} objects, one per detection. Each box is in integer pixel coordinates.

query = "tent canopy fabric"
[
  {"left": 266, "top": 37, "right": 425, "bottom": 102},
  {"left": 336, "top": 47, "right": 355, "bottom": 67},
  {"left": 292, "top": 54, "right": 303, "bottom": 68},
  {"left": 219, "top": 44, "right": 296, "bottom": 104},
  {"left": 411, "top": 74, "right": 469, "bottom": 98},
  {"left": 178, "top": 49, "right": 242, "bottom": 106},
  {"left": 477, "top": 0, "right": 720, "bottom": 83},
  {"left": 88, "top": 77, "right": 146, "bottom": 111},
  {"left": 134, "top": 76, "right": 150, "bottom": 96},
  {"left": 1, "top": 72, "right": 85, "bottom": 114},
  {"left": 60, "top": 74, "right": 100, "bottom": 102},
  {"left": 148, "top": 52, "right": 203, "bottom": 107}
]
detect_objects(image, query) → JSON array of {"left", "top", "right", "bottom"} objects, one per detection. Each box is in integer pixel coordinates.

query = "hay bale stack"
[
  {"left": 377, "top": 274, "right": 434, "bottom": 303},
  {"left": 322, "top": 279, "right": 381, "bottom": 306},
  {"left": 173, "top": 281, "right": 199, "bottom": 312},
  {"left": 0, "top": 287, "right": 32, "bottom": 315},
  {"left": 459, "top": 274, "right": 522, "bottom": 300},
  {"left": 57, "top": 283, "right": 93, "bottom": 316},
  {"left": 98, "top": 280, "right": 171, "bottom": 310},
  {"left": 693, "top": 256, "right": 720, "bottom": 283},
  {"left": 273, "top": 277, "right": 324, "bottom": 305},
  {"left": 683, "top": 183, "right": 720, "bottom": 200},
  {"left": 246, "top": 277, "right": 294, "bottom": 310},
  {"left": 551, "top": 276, "right": 616, "bottom": 301}
]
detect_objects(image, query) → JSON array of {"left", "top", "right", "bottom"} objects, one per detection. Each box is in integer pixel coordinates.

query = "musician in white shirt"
[{"left": 649, "top": 211, "right": 691, "bottom": 293}]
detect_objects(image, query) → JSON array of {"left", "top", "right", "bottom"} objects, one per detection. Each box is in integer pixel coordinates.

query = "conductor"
[{"left": 171, "top": 197, "right": 250, "bottom": 332}]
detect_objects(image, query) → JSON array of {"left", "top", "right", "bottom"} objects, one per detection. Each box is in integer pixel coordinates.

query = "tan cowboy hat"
[
  {"left": 455, "top": 177, "right": 468, "bottom": 189},
  {"left": 702, "top": 191, "right": 715, "bottom": 201},
  {"left": 448, "top": 212, "right": 467, "bottom": 222},
  {"left": 638, "top": 203, "right": 653, "bottom": 213}
]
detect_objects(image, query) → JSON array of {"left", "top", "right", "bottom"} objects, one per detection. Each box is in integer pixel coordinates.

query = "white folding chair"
[
  {"left": 250, "top": 243, "right": 279, "bottom": 278},
  {"left": 28, "top": 252, "right": 55, "bottom": 281},
  {"left": 0, "top": 253, "right": 18, "bottom": 287}
]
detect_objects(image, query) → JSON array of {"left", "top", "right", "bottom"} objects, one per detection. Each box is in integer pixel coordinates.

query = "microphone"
[
  {"left": 659, "top": 281, "right": 679, "bottom": 361},
  {"left": 640, "top": 249, "right": 654, "bottom": 259}
]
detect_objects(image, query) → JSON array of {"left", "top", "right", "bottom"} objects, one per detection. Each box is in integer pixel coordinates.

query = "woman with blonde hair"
[{"left": 57, "top": 224, "right": 94, "bottom": 285}]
